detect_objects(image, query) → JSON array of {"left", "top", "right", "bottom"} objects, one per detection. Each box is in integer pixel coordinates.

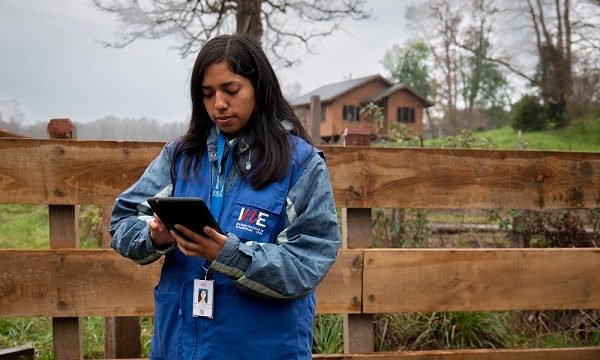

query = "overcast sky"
[{"left": 1, "top": 0, "right": 416, "bottom": 124}]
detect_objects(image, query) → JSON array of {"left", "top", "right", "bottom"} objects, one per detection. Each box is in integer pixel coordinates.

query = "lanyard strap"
[{"left": 211, "top": 132, "right": 234, "bottom": 222}]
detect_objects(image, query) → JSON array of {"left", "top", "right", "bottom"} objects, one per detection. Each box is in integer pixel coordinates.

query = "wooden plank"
[
  {"left": 312, "top": 347, "right": 600, "bottom": 359},
  {"left": 341, "top": 129, "right": 375, "bottom": 354},
  {"left": 0, "top": 249, "right": 161, "bottom": 317},
  {"left": 52, "top": 317, "right": 82, "bottom": 360},
  {"left": 102, "top": 204, "right": 142, "bottom": 358},
  {"left": 343, "top": 208, "right": 374, "bottom": 351},
  {"left": 0, "top": 344, "right": 35, "bottom": 359},
  {"left": 104, "top": 347, "right": 600, "bottom": 360},
  {"left": 324, "top": 146, "right": 600, "bottom": 209},
  {"left": 0, "top": 138, "right": 162, "bottom": 205},
  {"left": 104, "top": 317, "right": 141, "bottom": 358},
  {"left": 310, "top": 95, "right": 322, "bottom": 143},
  {"left": 46, "top": 118, "right": 83, "bottom": 360},
  {"left": 363, "top": 248, "right": 600, "bottom": 313},
  {"left": 341, "top": 208, "right": 374, "bottom": 249},
  {"left": 0, "top": 249, "right": 358, "bottom": 317},
  {"left": 316, "top": 250, "right": 363, "bottom": 314},
  {"left": 1, "top": 139, "right": 599, "bottom": 209},
  {"left": 49, "top": 205, "right": 79, "bottom": 248}
]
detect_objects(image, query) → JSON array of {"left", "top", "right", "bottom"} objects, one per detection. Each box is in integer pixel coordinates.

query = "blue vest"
[{"left": 151, "top": 136, "right": 317, "bottom": 360}]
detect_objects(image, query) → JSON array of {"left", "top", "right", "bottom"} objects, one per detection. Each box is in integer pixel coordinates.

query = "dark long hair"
[{"left": 173, "top": 33, "right": 311, "bottom": 189}]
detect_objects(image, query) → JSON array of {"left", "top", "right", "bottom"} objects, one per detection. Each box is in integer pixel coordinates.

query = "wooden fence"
[{"left": 0, "top": 128, "right": 599, "bottom": 359}]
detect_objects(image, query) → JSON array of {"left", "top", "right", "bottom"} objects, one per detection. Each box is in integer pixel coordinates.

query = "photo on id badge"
[{"left": 193, "top": 279, "right": 214, "bottom": 318}]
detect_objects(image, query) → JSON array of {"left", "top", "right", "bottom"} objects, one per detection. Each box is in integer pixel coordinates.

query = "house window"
[
  {"left": 343, "top": 105, "right": 360, "bottom": 122},
  {"left": 397, "top": 107, "right": 415, "bottom": 123}
]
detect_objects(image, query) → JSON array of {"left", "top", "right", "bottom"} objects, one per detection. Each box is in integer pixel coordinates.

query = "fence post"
[
  {"left": 309, "top": 95, "right": 322, "bottom": 144},
  {"left": 341, "top": 128, "right": 374, "bottom": 353},
  {"left": 47, "top": 118, "right": 83, "bottom": 360},
  {"left": 102, "top": 206, "right": 142, "bottom": 358}
]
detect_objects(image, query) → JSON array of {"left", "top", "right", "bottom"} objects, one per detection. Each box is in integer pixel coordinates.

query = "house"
[{"left": 291, "top": 74, "right": 434, "bottom": 142}]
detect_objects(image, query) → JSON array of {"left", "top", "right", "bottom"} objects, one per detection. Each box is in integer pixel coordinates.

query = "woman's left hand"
[{"left": 171, "top": 225, "right": 228, "bottom": 261}]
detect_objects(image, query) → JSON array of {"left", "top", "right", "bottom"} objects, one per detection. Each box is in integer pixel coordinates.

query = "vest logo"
[
  {"left": 238, "top": 207, "right": 269, "bottom": 227},
  {"left": 236, "top": 206, "right": 270, "bottom": 236}
]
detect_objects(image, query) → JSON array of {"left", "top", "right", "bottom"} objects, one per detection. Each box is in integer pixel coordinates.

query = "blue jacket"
[{"left": 110, "top": 126, "right": 340, "bottom": 359}]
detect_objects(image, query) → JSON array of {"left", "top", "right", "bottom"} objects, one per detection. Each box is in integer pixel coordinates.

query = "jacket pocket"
[
  {"left": 150, "top": 287, "right": 181, "bottom": 360},
  {"left": 228, "top": 181, "right": 287, "bottom": 243}
]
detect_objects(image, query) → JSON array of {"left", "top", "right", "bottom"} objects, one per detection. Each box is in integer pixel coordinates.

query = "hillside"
[{"left": 425, "top": 113, "right": 600, "bottom": 152}]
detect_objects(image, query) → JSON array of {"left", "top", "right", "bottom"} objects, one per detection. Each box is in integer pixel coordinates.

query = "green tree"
[
  {"left": 382, "top": 40, "right": 437, "bottom": 135},
  {"left": 382, "top": 40, "right": 433, "bottom": 99},
  {"left": 461, "top": 9, "right": 508, "bottom": 112}
]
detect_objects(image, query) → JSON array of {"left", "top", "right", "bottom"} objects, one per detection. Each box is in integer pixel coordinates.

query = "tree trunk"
[
  {"left": 528, "top": 0, "right": 573, "bottom": 127},
  {"left": 236, "top": 0, "right": 263, "bottom": 40}
]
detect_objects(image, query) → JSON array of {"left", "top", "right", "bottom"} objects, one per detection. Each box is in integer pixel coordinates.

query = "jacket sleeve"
[
  {"left": 110, "top": 142, "right": 176, "bottom": 265},
  {"left": 209, "top": 152, "right": 340, "bottom": 299}
]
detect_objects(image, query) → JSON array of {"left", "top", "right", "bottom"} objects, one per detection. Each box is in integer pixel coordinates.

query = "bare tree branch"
[{"left": 92, "top": 0, "right": 371, "bottom": 66}]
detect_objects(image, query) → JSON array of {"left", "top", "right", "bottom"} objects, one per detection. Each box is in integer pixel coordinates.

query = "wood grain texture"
[
  {"left": 1, "top": 139, "right": 599, "bottom": 209},
  {"left": 312, "top": 347, "right": 600, "bottom": 359},
  {"left": 52, "top": 317, "right": 82, "bottom": 360},
  {"left": 316, "top": 250, "right": 363, "bottom": 314},
  {"left": 324, "top": 146, "right": 600, "bottom": 209},
  {"left": 0, "top": 138, "right": 162, "bottom": 205},
  {"left": 101, "top": 347, "right": 600, "bottom": 360},
  {"left": 0, "top": 249, "right": 359, "bottom": 317},
  {"left": 103, "top": 346, "right": 600, "bottom": 360},
  {"left": 363, "top": 248, "right": 600, "bottom": 313},
  {"left": 0, "top": 249, "right": 160, "bottom": 317}
]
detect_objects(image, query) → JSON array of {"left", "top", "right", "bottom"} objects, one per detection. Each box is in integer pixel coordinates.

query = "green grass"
[
  {"left": 0, "top": 204, "right": 104, "bottom": 249},
  {"left": 425, "top": 114, "right": 600, "bottom": 152},
  {"left": 375, "top": 311, "right": 514, "bottom": 351},
  {"left": 0, "top": 317, "right": 52, "bottom": 360},
  {"left": 0, "top": 204, "right": 49, "bottom": 249},
  {"left": 0, "top": 316, "right": 154, "bottom": 359},
  {"left": 313, "top": 314, "right": 343, "bottom": 354}
]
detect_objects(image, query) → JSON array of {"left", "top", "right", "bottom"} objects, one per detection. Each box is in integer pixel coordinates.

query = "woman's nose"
[{"left": 214, "top": 92, "right": 228, "bottom": 110}]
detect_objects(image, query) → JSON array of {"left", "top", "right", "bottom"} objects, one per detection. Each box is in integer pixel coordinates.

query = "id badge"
[{"left": 193, "top": 279, "right": 214, "bottom": 318}]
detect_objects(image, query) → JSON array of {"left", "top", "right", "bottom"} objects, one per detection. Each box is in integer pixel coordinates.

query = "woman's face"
[{"left": 201, "top": 61, "right": 256, "bottom": 137}]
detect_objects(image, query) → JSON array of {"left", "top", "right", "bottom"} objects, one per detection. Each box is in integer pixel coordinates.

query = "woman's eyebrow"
[
  {"left": 222, "top": 81, "right": 241, "bottom": 87},
  {"left": 202, "top": 81, "right": 241, "bottom": 89}
]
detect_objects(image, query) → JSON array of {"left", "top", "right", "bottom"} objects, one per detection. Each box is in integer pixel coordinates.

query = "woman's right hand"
[{"left": 148, "top": 215, "right": 175, "bottom": 247}]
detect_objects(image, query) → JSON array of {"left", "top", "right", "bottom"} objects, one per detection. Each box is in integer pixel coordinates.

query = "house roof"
[
  {"left": 291, "top": 74, "right": 391, "bottom": 106},
  {"left": 363, "top": 83, "right": 434, "bottom": 108},
  {"left": 0, "top": 128, "right": 29, "bottom": 138}
]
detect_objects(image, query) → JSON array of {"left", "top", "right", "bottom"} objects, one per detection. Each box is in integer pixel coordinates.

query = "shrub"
[
  {"left": 375, "top": 311, "right": 513, "bottom": 351},
  {"left": 511, "top": 95, "right": 547, "bottom": 132}
]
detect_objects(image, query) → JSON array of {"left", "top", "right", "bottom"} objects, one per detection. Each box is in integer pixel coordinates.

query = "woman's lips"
[{"left": 216, "top": 116, "right": 232, "bottom": 124}]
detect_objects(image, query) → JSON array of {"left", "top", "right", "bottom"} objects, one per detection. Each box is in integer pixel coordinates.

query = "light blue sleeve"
[
  {"left": 110, "top": 142, "right": 176, "bottom": 265},
  {"left": 210, "top": 153, "right": 340, "bottom": 299}
]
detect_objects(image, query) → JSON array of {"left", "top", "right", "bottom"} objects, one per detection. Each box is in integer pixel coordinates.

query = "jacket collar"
[{"left": 207, "top": 126, "right": 255, "bottom": 163}]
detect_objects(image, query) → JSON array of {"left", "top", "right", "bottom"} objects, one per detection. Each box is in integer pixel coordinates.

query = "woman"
[{"left": 110, "top": 33, "right": 339, "bottom": 360}]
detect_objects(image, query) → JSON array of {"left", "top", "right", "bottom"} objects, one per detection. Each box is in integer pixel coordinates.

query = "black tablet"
[{"left": 147, "top": 197, "right": 223, "bottom": 240}]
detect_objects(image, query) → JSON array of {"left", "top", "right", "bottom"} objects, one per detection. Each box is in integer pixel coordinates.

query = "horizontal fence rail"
[
  {"left": 0, "top": 249, "right": 361, "bottom": 317},
  {"left": 0, "top": 138, "right": 599, "bottom": 209},
  {"left": 99, "top": 346, "right": 600, "bottom": 360},
  {"left": 363, "top": 248, "right": 600, "bottom": 312},
  {"left": 312, "top": 347, "right": 600, "bottom": 359},
  {"left": 1, "top": 248, "right": 598, "bottom": 317}
]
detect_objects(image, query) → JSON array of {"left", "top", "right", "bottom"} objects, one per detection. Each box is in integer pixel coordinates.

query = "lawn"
[{"left": 425, "top": 114, "right": 600, "bottom": 152}]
